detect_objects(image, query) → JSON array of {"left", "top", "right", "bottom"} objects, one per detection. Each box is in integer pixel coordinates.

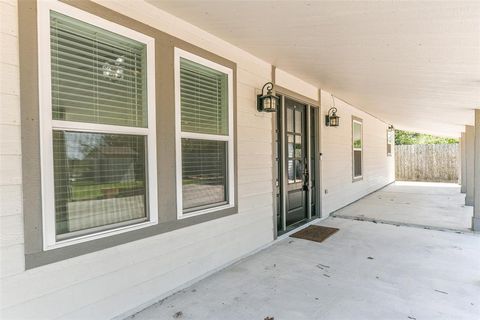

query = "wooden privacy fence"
[{"left": 395, "top": 144, "right": 459, "bottom": 182}]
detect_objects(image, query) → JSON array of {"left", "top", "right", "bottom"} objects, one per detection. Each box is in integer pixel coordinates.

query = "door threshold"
[{"left": 276, "top": 216, "right": 325, "bottom": 240}]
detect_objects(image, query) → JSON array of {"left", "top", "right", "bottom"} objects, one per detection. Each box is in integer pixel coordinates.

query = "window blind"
[
  {"left": 48, "top": 11, "right": 151, "bottom": 239},
  {"left": 50, "top": 11, "right": 147, "bottom": 128},
  {"left": 180, "top": 58, "right": 228, "bottom": 135}
]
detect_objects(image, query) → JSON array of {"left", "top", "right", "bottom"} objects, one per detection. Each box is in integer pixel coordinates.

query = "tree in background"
[{"left": 395, "top": 130, "right": 458, "bottom": 145}]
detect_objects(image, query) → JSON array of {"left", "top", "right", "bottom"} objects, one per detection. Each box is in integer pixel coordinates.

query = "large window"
[
  {"left": 38, "top": 2, "right": 157, "bottom": 249},
  {"left": 352, "top": 117, "right": 363, "bottom": 181},
  {"left": 175, "top": 48, "right": 234, "bottom": 218}
]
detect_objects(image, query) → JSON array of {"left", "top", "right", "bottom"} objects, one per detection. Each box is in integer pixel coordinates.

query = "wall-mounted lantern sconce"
[
  {"left": 257, "top": 82, "right": 280, "bottom": 112},
  {"left": 388, "top": 125, "right": 394, "bottom": 131},
  {"left": 325, "top": 95, "right": 340, "bottom": 127},
  {"left": 325, "top": 108, "right": 340, "bottom": 127}
]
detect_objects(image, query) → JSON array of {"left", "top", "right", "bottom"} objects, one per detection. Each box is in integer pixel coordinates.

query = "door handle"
[{"left": 303, "top": 159, "right": 309, "bottom": 191}]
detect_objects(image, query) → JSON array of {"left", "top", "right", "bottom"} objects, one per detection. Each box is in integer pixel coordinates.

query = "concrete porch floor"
[
  {"left": 128, "top": 218, "right": 480, "bottom": 320},
  {"left": 333, "top": 181, "right": 473, "bottom": 231}
]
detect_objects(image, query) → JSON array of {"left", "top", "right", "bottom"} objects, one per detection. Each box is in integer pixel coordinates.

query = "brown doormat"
[{"left": 290, "top": 225, "right": 339, "bottom": 243}]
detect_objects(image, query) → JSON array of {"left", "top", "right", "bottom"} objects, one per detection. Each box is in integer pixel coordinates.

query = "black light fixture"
[
  {"left": 257, "top": 82, "right": 280, "bottom": 112},
  {"left": 388, "top": 125, "right": 394, "bottom": 131},
  {"left": 325, "top": 94, "right": 340, "bottom": 127}
]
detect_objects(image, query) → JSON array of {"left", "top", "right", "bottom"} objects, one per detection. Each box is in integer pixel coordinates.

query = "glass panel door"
[
  {"left": 284, "top": 98, "right": 308, "bottom": 228},
  {"left": 276, "top": 97, "right": 320, "bottom": 234}
]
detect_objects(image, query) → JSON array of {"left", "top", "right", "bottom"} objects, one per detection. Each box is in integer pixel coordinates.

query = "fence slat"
[{"left": 395, "top": 144, "right": 459, "bottom": 182}]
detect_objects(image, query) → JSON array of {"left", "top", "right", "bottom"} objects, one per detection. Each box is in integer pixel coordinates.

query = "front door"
[
  {"left": 275, "top": 96, "right": 320, "bottom": 234},
  {"left": 285, "top": 99, "right": 308, "bottom": 227}
]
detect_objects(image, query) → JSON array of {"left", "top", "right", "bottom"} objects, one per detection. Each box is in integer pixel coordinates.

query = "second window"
[{"left": 175, "top": 49, "right": 234, "bottom": 218}]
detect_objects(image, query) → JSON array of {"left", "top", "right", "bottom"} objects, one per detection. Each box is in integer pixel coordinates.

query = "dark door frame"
[{"left": 274, "top": 92, "right": 321, "bottom": 237}]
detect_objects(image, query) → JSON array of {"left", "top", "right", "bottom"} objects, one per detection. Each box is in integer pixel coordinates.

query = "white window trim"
[
  {"left": 352, "top": 119, "right": 363, "bottom": 180},
  {"left": 174, "top": 48, "right": 235, "bottom": 219},
  {"left": 37, "top": 0, "right": 158, "bottom": 250}
]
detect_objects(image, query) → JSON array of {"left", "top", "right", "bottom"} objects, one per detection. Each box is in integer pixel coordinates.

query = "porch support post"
[
  {"left": 460, "top": 132, "right": 467, "bottom": 193},
  {"left": 465, "top": 125, "right": 475, "bottom": 206},
  {"left": 473, "top": 110, "right": 480, "bottom": 231},
  {"left": 460, "top": 132, "right": 466, "bottom": 193}
]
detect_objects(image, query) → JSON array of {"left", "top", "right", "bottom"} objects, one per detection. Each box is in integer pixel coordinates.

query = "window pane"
[
  {"left": 180, "top": 58, "right": 228, "bottom": 135},
  {"left": 288, "top": 134, "right": 294, "bottom": 158},
  {"left": 354, "top": 150, "right": 362, "bottom": 177},
  {"left": 295, "top": 159, "right": 304, "bottom": 182},
  {"left": 295, "top": 135, "right": 302, "bottom": 158},
  {"left": 287, "top": 108, "right": 294, "bottom": 132},
  {"left": 388, "top": 130, "right": 394, "bottom": 144},
  {"left": 287, "top": 159, "right": 294, "bottom": 184},
  {"left": 53, "top": 131, "right": 147, "bottom": 236},
  {"left": 182, "top": 139, "right": 227, "bottom": 210},
  {"left": 295, "top": 110, "right": 302, "bottom": 133},
  {"left": 50, "top": 12, "right": 147, "bottom": 127},
  {"left": 353, "top": 122, "right": 362, "bottom": 148}
]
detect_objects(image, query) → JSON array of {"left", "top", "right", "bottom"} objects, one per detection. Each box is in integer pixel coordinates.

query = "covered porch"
[
  {"left": 2, "top": 1, "right": 480, "bottom": 319},
  {"left": 128, "top": 217, "right": 480, "bottom": 320}
]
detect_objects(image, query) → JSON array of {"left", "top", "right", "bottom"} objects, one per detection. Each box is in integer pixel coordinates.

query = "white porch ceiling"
[{"left": 148, "top": 1, "right": 480, "bottom": 137}]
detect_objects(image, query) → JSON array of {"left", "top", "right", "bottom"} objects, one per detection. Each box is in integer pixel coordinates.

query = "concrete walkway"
[
  {"left": 333, "top": 181, "right": 473, "bottom": 231},
  {"left": 128, "top": 218, "right": 480, "bottom": 320}
]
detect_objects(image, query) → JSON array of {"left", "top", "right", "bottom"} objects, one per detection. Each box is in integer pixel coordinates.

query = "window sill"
[
  {"left": 44, "top": 219, "right": 158, "bottom": 251},
  {"left": 178, "top": 203, "right": 234, "bottom": 220}
]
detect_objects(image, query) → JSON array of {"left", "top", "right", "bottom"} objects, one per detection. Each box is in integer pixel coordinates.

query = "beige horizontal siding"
[
  {"left": 0, "top": 0, "right": 24, "bottom": 281},
  {"left": 321, "top": 89, "right": 395, "bottom": 215}
]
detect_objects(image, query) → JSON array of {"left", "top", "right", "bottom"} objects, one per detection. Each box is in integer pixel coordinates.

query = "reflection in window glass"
[
  {"left": 353, "top": 122, "right": 362, "bottom": 149},
  {"left": 295, "top": 136, "right": 302, "bottom": 158},
  {"left": 287, "top": 108, "right": 294, "bottom": 132},
  {"left": 53, "top": 131, "right": 147, "bottom": 236},
  {"left": 295, "top": 110, "right": 302, "bottom": 133},
  {"left": 288, "top": 159, "right": 294, "bottom": 184},
  {"left": 182, "top": 139, "right": 227, "bottom": 210},
  {"left": 288, "top": 135, "right": 294, "bottom": 158},
  {"left": 295, "top": 159, "right": 303, "bottom": 183}
]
